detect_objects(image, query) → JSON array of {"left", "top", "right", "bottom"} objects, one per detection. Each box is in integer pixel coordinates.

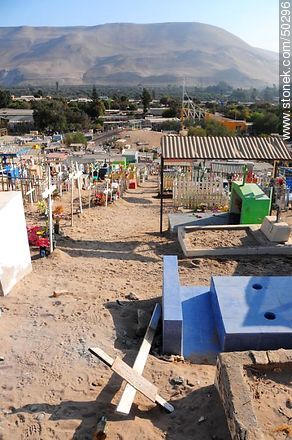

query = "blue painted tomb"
[
  {"left": 210, "top": 276, "right": 292, "bottom": 352},
  {"left": 162, "top": 256, "right": 292, "bottom": 358}
]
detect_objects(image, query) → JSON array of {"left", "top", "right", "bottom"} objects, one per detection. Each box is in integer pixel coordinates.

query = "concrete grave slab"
[
  {"left": 162, "top": 256, "right": 182, "bottom": 355},
  {"left": 178, "top": 224, "right": 292, "bottom": 257},
  {"left": 168, "top": 211, "right": 230, "bottom": 233},
  {"left": 0, "top": 192, "right": 32, "bottom": 295},
  {"left": 181, "top": 286, "right": 219, "bottom": 360},
  {"left": 210, "top": 276, "right": 292, "bottom": 351},
  {"left": 162, "top": 256, "right": 292, "bottom": 359}
]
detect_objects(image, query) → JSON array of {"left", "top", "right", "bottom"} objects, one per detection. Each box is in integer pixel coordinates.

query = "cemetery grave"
[
  {"left": 216, "top": 349, "right": 292, "bottom": 440},
  {"left": 162, "top": 256, "right": 292, "bottom": 359}
]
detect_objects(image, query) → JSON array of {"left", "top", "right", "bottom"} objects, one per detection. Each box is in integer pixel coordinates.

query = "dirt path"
[{"left": 1, "top": 178, "right": 291, "bottom": 439}]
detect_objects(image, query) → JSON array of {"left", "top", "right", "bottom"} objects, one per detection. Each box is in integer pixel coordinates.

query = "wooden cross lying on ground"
[{"left": 89, "top": 303, "right": 174, "bottom": 414}]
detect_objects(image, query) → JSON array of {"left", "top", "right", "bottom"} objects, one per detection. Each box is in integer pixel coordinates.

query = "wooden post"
[
  {"left": 160, "top": 156, "right": 164, "bottom": 234},
  {"left": 1, "top": 169, "right": 4, "bottom": 191},
  {"left": 105, "top": 179, "right": 109, "bottom": 207},
  {"left": 273, "top": 160, "right": 279, "bottom": 179},
  {"left": 88, "top": 183, "right": 92, "bottom": 208},
  {"left": 58, "top": 171, "right": 63, "bottom": 197},
  {"left": 70, "top": 173, "right": 74, "bottom": 227},
  {"left": 47, "top": 172, "right": 54, "bottom": 254},
  {"left": 75, "top": 162, "right": 83, "bottom": 214},
  {"left": 42, "top": 170, "right": 56, "bottom": 255}
]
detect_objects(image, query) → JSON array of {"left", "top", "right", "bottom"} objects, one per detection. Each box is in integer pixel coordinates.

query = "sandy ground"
[
  {"left": 245, "top": 364, "right": 292, "bottom": 439},
  {"left": 188, "top": 229, "right": 258, "bottom": 249},
  {"left": 1, "top": 177, "right": 292, "bottom": 440},
  {"left": 120, "top": 130, "right": 164, "bottom": 149}
]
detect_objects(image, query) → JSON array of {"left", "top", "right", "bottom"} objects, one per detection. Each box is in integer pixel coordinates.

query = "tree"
[
  {"left": 160, "top": 96, "right": 169, "bottom": 106},
  {"left": 0, "top": 89, "right": 11, "bottom": 108},
  {"left": 188, "top": 126, "right": 207, "bottom": 136},
  {"left": 141, "top": 88, "right": 151, "bottom": 114},
  {"left": 91, "top": 85, "right": 98, "bottom": 102},
  {"left": 162, "top": 108, "right": 177, "bottom": 118},
  {"left": 34, "top": 89, "right": 43, "bottom": 98},
  {"left": 64, "top": 132, "right": 87, "bottom": 149},
  {"left": 33, "top": 100, "right": 67, "bottom": 132},
  {"left": 250, "top": 112, "right": 279, "bottom": 135},
  {"left": 128, "top": 103, "right": 138, "bottom": 111},
  {"left": 156, "top": 120, "right": 181, "bottom": 132},
  {"left": 204, "top": 120, "right": 234, "bottom": 136}
]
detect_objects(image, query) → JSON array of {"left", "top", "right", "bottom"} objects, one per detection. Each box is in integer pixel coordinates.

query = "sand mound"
[{"left": 48, "top": 248, "right": 71, "bottom": 261}]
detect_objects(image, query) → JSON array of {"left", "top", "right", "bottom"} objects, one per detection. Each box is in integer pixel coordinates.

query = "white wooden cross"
[
  {"left": 26, "top": 183, "right": 35, "bottom": 206},
  {"left": 89, "top": 304, "right": 174, "bottom": 415},
  {"left": 69, "top": 162, "right": 83, "bottom": 226},
  {"left": 116, "top": 303, "right": 162, "bottom": 414},
  {"left": 42, "top": 171, "right": 56, "bottom": 254},
  {"left": 88, "top": 182, "right": 93, "bottom": 208},
  {"left": 74, "top": 162, "right": 83, "bottom": 214}
]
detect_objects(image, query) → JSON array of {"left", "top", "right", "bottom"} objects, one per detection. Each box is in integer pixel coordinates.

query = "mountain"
[{"left": 0, "top": 22, "right": 278, "bottom": 87}]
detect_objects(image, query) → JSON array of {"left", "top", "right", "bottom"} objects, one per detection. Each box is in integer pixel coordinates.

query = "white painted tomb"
[{"left": 0, "top": 192, "right": 32, "bottom": 295}]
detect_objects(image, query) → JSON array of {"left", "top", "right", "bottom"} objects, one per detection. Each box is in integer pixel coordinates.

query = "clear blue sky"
[{"left": 1, "top": 0, "right": 278, "bottom": 52}]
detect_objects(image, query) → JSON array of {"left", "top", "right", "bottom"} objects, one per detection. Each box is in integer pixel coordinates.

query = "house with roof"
[{"left": 0, "top": 109, "right": 34, "bottom": 133}]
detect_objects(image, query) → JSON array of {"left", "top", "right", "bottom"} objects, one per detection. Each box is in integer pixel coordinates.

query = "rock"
[
  {"left": 170, "top": 376, "right": 184, "bottom": 386},
  {"left": 198, "top": 416, "right": 206, "bottom": 424},
  {"left": 158, "top": 354, "right": 184, "bottom": 363},
  {"left": 191, "top": 259, "right": 201, "bottom": 267},
  {"left": 135, "top": 309, "right": 151, "bottom": 336},
  {"left": 0, "top": 357, "right": 4, "bottom": 362},
  {"left": 17, "top": 413, "right": 25, "bottom": 422},
  {"left": 125, "top": 292, "right": 139, "bottom": 301},
  {"left": 36, "top": 413, "right": 45, "bottom": 422},
  {"left": 186, "top": 378, "right": 196, "bottom": 387}
]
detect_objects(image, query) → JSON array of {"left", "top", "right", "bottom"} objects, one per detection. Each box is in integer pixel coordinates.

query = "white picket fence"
[{"left": 173, "top": 177, "right": 229, "bottom": 209}]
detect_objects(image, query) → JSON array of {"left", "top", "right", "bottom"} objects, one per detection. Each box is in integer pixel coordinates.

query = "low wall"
[{"left": 215, "top": 349, "right": 292, "bottom": 440}]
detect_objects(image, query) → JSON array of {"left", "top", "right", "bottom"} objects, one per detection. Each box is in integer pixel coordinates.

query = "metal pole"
[{"left": 160, "top": 156, "right": 164, "bottom": 234}]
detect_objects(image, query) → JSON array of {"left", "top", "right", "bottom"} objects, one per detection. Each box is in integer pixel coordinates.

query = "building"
[
  {"left": 205, "top": 112, "right": 250, "bottom": 134},
  {"left": 0, "top": 109, "right": 34, "bottom": 133},
  {"left": 11, "top": 95, "right": 44, "bottom": 102}
]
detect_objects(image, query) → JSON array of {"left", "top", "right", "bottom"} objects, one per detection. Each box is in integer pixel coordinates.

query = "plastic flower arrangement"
[
  {"left": 95, "top": 192, "right": 106, "bottom": 206},
  {"left": 27, "top": 226, "right": 50, "bottom": 248},
  {"left": 52, "top": 205, "right": 64, "bottom": 221},
  {"left": 37, "top": 200, "right": 47, "bottom": 215},
  {"left": 37, "top": 237, "right": 50, "bottom": 248}
]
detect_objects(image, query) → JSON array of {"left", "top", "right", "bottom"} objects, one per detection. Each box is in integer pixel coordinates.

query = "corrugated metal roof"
[{"left": 161, "top": 136, "right": 291, "bottom": 161}]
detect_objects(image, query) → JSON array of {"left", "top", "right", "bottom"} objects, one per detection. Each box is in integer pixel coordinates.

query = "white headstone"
[{"left": 0, "top": 192, "right": 32, "bottom": 295}]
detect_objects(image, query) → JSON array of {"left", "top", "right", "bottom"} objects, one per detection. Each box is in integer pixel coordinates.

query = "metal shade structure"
[
  {"left": 159, "top": 135, "right": 291, "bottom": 233},
  {"left": 161, "top": 136, "right": 291, "bottom": 161}
]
